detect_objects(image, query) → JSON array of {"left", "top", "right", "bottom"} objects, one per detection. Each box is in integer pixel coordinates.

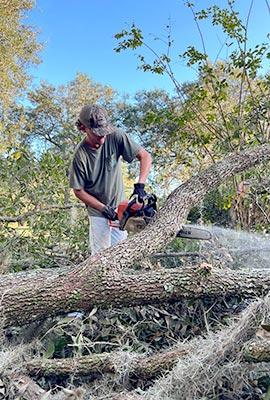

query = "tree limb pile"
[
  {"left": 100, "top": 294, "right": 270, "bottom": 400},
  {"left": 137, "top": 294, "right": 270, "bottom": 400}
]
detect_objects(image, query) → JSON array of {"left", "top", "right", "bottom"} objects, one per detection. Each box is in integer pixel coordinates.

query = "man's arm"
[
  {"left": 73, "top": 189, "right": 104, "bottom": 211},
  {"left": 136, "top": 148, "right": 152, "bottom": 183}
]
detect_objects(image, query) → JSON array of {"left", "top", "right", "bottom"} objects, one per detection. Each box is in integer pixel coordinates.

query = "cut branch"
[{"left": 25, "top": 334, "right": 270, "bottom": 384}]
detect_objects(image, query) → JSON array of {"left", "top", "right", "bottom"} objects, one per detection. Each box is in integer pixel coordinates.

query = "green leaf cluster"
[{"left": 0, "top": 0, "right": 42, "bottom": 112}]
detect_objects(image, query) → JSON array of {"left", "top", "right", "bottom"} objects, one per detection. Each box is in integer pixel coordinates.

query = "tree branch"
[{"left": 0, "top": 203, "right": 84, "bottom": 223}]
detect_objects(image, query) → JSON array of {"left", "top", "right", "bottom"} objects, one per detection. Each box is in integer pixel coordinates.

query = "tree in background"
[
  {"left": 0, "top": 0, "right": 41, "bottom": 116},
  {"left": 115, "top": 0, "right": 270, "bottom": 230}
]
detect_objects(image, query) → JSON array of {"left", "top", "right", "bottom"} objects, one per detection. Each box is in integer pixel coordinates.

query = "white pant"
[{"left": 89, "top": 216, "right": 128, "bottom": 255}]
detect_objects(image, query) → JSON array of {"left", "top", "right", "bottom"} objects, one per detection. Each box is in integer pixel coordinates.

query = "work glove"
[
  {"left": 132, "top": 183, "right": 147, "bottom": 203},
  {"left": 101, "top": 205, "right": 118, "bottom": 221}
]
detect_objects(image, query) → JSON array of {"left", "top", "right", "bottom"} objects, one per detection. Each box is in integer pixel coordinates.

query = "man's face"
[{"left": 85, "top": 127, "right": 106, "bottom": 150}]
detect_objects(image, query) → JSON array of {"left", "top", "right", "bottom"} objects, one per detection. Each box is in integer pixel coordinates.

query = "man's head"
[
  {"left": 77, "top": 104, "right": 114, "bottom": 136},
  {"left": 76, "top": 105, "right": 114, "bottom": 149}
]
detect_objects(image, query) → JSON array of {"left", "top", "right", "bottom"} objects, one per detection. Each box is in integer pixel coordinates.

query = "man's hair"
[{"left": 76, "top": 119, "right": 86, "bottom": 132}]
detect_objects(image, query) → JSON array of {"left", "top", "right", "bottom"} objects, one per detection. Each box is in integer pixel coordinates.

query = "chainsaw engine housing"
[{"left": 117, "top": 194, "right": 157, "bottom": 233}]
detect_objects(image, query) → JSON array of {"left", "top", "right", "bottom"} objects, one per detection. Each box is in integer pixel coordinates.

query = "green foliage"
[
  {"left": 202, "top": 4, "right": 245, "bottom": 42},
  {"left": 115, "top": 2, "right": 270, "bottom": 233},
  {"left": 0, "top": 0, "right": 42, "bottom": 112},
  {"left": 37, "top": 297, "right": 241, "bottom": 359},
  {"left": 114, "top": 24, "right": 144, "bottom": 51},
  {"left": 115, "top": 1, "right": 270, "bottom": 163},
  {"left": 201, "top": 188, "right": 233, "bottom": 226},
  {"left": 182, "top": 46, "right": 208, "bottom": 67},
  {"left": 26, "top": 73, "right": 116, "bottom": 154},
  {"left": 0, "top": 142, "right": 89, "bottom": 269},
  {"left": 115, "top": 23, "right": 173, "bottom": 76}
]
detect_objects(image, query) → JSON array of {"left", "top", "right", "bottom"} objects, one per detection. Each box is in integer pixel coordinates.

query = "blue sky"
[{"left": 28, "top": 0, "right": 270, "bottom": 97}]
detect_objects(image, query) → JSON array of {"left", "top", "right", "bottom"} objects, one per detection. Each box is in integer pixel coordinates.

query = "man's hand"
[
  {"left": 132, "top": 183, "right": 147, "bottom": 203},
  {"left": 101, "top": 205, "right": 118, "bottom": 220}
]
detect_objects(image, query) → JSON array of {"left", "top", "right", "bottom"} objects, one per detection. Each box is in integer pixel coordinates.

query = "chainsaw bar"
[{"left": 176, "top": 226, "right": 212, "bottom": 240}]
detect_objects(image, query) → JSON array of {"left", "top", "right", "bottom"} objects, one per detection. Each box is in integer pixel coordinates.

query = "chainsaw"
[{"left": 110, "top": 194, "right": 211, "bottom": 240}]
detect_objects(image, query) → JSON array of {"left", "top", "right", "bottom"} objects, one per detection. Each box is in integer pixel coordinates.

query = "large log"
[
  {"left": 2, "top": 264, "right": 270, "bottom": 327},
  {"left": 1, "top": 144, "right": 270, "bottom": 327}
]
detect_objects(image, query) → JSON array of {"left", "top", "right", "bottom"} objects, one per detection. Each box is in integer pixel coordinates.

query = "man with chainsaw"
[{"left": 69, "top": 104, "right": 152, "bottom": 255}]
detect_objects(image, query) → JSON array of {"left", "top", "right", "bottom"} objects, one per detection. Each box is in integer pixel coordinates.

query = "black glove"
[
  {"left": 132, "top": 183, "right": 147, "bottom": 203},
  {"left": 101, "top": 205, "right": 118, "bottom": 220}
]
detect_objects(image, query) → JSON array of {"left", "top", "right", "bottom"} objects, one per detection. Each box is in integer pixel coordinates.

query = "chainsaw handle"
[{"left": 128, "top": 195, "right": 145, "bottom": 210}]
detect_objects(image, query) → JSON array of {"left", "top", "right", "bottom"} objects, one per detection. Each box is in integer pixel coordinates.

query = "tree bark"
[{"left": 1, "top": 144, "right": 270, "bottom": 327}]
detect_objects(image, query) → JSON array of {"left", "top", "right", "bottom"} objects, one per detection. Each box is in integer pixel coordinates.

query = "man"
[{"left": 69, "top": 104, "right": 152, "bottom": 255}]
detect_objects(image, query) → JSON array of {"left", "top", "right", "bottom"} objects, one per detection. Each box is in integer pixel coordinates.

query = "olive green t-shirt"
[{"left": 69, "top": 128, "right": 142, "bottom": 217}]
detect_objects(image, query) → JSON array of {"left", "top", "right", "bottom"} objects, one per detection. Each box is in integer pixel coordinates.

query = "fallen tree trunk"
[
  {"left": 1, "top": 144, "right": 270, "bottom": 327},
  {"left": 2, "top": 265, "right": 270, "bottom": 327},
  {"left": 25, "top": 335, "right": 270, "bottom": 382},
  {"left": 26, "top": 345, "right": 191, "bottom": 380}
]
